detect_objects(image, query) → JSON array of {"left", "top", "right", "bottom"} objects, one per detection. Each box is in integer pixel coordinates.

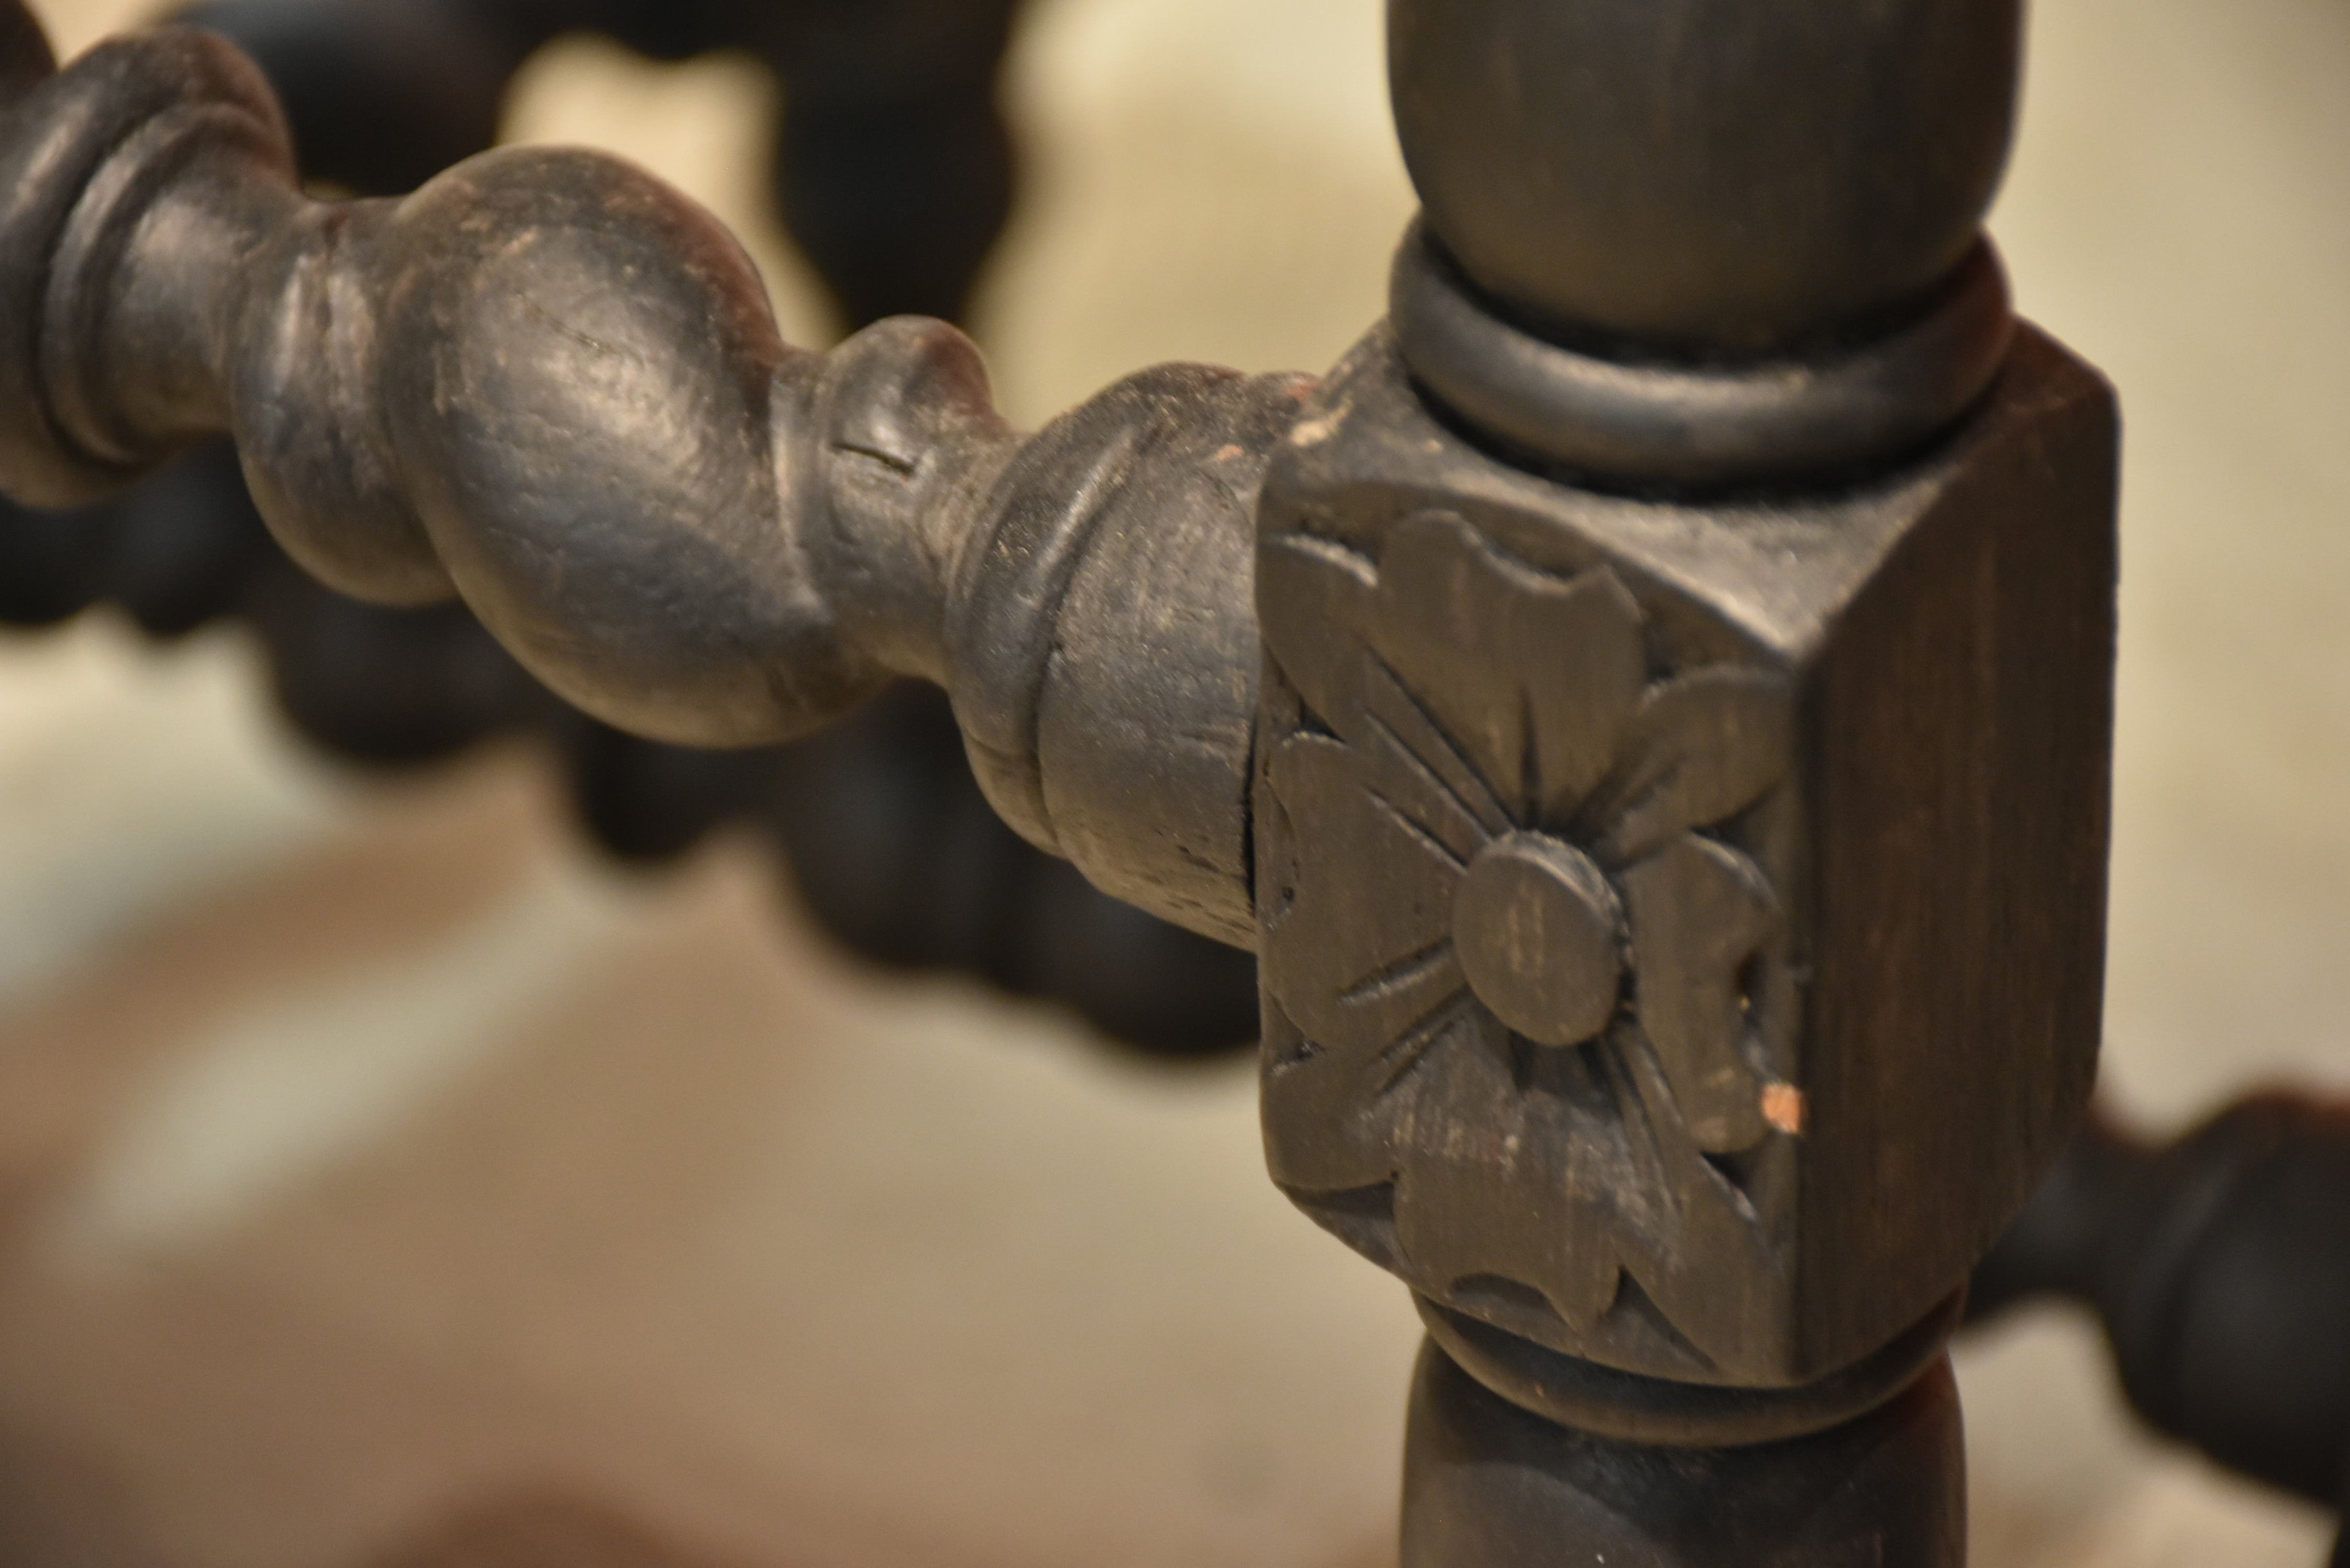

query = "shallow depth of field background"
[{"left": 3, "top": 1, "right": 2348, "bottom": 1564}]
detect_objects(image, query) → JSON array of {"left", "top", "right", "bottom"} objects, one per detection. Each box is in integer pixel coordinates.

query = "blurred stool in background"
[{"left": 1970, "top": 1093, "right": 2350, "bottom": 1559}]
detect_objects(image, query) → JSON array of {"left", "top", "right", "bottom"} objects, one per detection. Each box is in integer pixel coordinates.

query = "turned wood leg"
[
  {"left": 1404, "top": 1339, "right": 1965, "bottom": 1568},
  {"left": 1254, "top": 2, "right": 2114, "bottom": 1560}
]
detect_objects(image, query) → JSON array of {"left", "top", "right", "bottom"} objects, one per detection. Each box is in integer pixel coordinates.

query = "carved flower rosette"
[{"left": 1256, "top": 510, "right": 1804, "bottom": 1380}]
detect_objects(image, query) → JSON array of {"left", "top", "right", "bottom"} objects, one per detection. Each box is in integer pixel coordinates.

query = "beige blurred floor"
[{"left": 2, "top": 0, "right": 2347, "bottom": 1564}]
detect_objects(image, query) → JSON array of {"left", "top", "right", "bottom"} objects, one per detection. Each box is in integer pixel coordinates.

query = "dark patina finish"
[
  {"left": 0, "top": 1, "right": 2122, "bottom": 1561},
  {"left": 1256, "top": 322, "right": 2112, "bottom": 1391}
]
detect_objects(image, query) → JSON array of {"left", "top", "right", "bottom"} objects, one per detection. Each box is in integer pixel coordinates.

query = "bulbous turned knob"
[{"left": 1388, "top": 0, "right": 2022, "bottom": 353}]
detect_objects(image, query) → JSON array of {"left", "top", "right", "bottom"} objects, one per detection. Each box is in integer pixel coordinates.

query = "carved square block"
[{"left": 1253, "top": 325, "right": 2116, "bottom": 1386}]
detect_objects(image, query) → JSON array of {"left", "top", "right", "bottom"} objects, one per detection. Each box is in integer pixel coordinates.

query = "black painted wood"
[
  {"left": 0, "top": 3, "right": 2126, "bottom": 1561},
  {"left": 1403, "top": 1340, "right": 1967, "bottom": 1568},
  {"left": 1387, "top": 0, "right": 2020, "bottom": 354},
  {"left": 1258, "top": 324, "right": 2112, "bottom": 1395},
  {"left": 1282, "top": 3, "right": 2104, "bottom": 1561}
]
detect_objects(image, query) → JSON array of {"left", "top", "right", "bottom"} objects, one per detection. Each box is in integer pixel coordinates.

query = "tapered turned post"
[{"left": 1253, "top": 2, "right": 2115, "bottom": 1562}]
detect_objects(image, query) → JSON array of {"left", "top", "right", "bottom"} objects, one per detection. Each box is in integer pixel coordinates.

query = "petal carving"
[
  {"left": 1369, "top": 513, "right": 1644, "bottom": 824},
  {"left": 1596, "top": 667, "right": 1792, "bottom": 863},
  {"left": 1258, "top": 531, "right": 1377, "bottom": 732},
  {"left": 1387, "top": 1010, "right": 1631, "bottom": 1331},
  {"left": 1262, "top": 732, "right": 1464, "bottom": 1050},
  {"left": 1384, "top": 1015, "right": 1785, "bottom": 1369},
  {"left": 1605, "top": 1033, "right": 1788, "bottom": 1364},
  {"left": 1620, "top": 834, "right": 1778, "bottom": 1153}
]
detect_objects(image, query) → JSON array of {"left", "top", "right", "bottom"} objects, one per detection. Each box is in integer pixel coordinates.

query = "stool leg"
[{"left": 1403, "top": 1341, "right": 1964, "bottom": 1568}]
